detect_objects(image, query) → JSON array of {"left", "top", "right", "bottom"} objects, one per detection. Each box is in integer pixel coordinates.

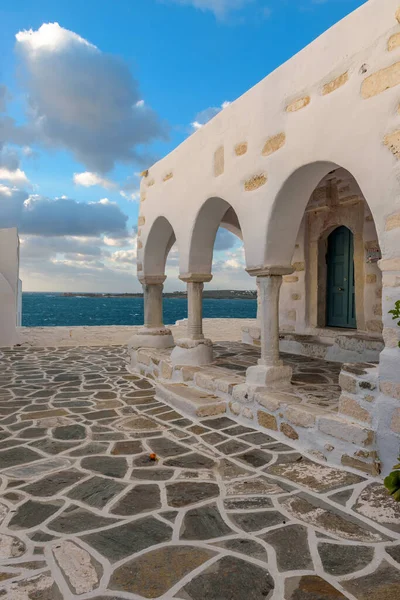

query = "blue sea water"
[{"left": 22, "top": 292, "right": 257, "bottom": 327}]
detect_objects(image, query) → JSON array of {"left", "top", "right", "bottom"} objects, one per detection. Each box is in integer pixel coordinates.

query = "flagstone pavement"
[{"left": 0, "top": 345, "right": 398, "bottom": 599}]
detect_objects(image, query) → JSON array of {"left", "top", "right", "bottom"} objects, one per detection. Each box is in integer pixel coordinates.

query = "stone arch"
[
  {"left": 142, "top": 216, "right": 177, "bottom": 278},
  {"left": 187, "top": 197, "right": 244, "bottom": 276},
  {"left": 265, "top": 162, "right": 383, "bottom": 335}
]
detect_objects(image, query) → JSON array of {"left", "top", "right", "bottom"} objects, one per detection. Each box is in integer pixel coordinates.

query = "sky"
[{"left": 0, "top": 0, "right": 366, "bottom": 292}]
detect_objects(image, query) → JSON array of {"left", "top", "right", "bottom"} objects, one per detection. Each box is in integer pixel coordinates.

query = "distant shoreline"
[{"left": 58, "top": 290, "right": 257, "bottom": 300}]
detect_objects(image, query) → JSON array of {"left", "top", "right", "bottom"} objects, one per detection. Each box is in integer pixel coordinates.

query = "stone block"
[
  {"left": 318, "top": 415, "right": 374, "bottom": 446},
  {"left": 232, "top": 384, "right": 257, "bottom": 404},
  {"left": 280, "top": 423, "right": 299, "bottom": 440},
  {"left": 292, "top": 261, "right": 305, "bottom": 272},
  {"left": 341, "top": 454, "right": 380, "bottom": 476},
  {"left": 338, "top": 396, "right": 372, "bottom": 424},
  {"left": 372, "top": 303, "right": 382, "bottom": 316},
  {"left": 160, "top": 361, "right": 173, "bottom": 380},
  {"left": 388, "top": 33, "right": 400, "bottom": 52},
  {"left": 366, "top": 319, "right": 383, "bottom": 333},
  {"left": 257, "top": 410, "right": 278, "bottom": 431},
  {"left": 215, "top": 377, "right": 242, "bottom": 395},
  {"left": 261, "top": 132, "right": 286, "bottom": 156},
  {"left": 244, "top": 173, "right": 267, "bottom": 191},
  {"left": 383, "top": 327, "right": 400, "bottom": 349},
  {"left": 255, "top": 391, "right": 280, "bottom": 412},
  {"left": 181, "top": 366, "right": 201, "bottom": 382},
  {"left": 285, "top": 405, "right": 320, "bottom": 428},
  {"left": 366, "top": 273, "right": 377, "bottom": 284},
  {"left": 322, "top": 72, "right": 348, "bottom": 95},
  {"left": 235, "top": 142, "right": 248, "bottom": 156},
  {"left": 362, "top": 62, "right": 400, "bottom": 99},
  {"left": 384, "top": 129, "right": 400, "bottom": 159},
  {"left": 339, "top": 373, "right": 357, "bottom": 394},
  {"left": 137, "top": 351, "right": 151, "bottom": 366},
  {"left": 229, "top": 401, "right": 242, "bottom": 416},
  {"left": 283, "top": 275, "right": 299, "bottom": 283},
  {"left": 138, "top": 216, "right": 145, "bottom": 226},
  {"left": 380, "top": 381, "right": 400, "bottom": 400},
  {"left": 242, "top": 407, "right": 254, "bottom": 420},
  {"left": 390, "top": 408, "right": 400, "bottom": 433},
  {"left": 214, "top": 146, "right": 224, "bottom": 177},
  {"left": 386, "top": 212, "right": 400, "bottom": 230},
  {"left": 286, "top": 96, "right": 310, "bottom": 112}
]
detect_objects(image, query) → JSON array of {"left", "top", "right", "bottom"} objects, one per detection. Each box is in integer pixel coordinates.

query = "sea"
[{"left": 22, "top": 292, "right": 257, "bottom": 328}]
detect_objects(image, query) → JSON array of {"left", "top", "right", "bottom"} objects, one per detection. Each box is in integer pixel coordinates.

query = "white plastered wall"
[{"left": 0, "top": 228, "right": 20, "bottom": 347}]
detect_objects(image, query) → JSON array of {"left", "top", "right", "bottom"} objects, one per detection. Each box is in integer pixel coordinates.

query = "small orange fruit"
[{"left": 149, "top": 453, "right": 157, "bottom": 461}]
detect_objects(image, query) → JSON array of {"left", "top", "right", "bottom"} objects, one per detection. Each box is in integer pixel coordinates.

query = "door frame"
[
  {"left": 306, "top": 201, "right": 366, "bottom": 331},
  {"left": 326, "top": 226, "right": 357, "bottom": 329}
]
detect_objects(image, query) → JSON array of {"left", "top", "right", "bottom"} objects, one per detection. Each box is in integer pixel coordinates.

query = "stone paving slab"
[{"left": 0, "top": 344, "right": 397, "bottom": 599}]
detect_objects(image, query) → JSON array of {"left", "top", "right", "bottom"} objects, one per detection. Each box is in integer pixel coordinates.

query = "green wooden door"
[{"left": 326, "top": 226, "right": 357, "bottom": 329}]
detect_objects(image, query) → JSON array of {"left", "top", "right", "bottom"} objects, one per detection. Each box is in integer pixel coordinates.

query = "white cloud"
[
  {"left": 191, "top": 101, "right": 231, "bottom": 130},
  {"left": 167, "top": 0, "right": 254, "bottom": 18},
  {"left": 120, "top": 190, "right": 140, "bottom": 202},
  {"left": 73, "top": 171, "right": 116, "bottom": 190},
  {"left": 0, "top": 183, "right": 13, "bottom": 196},
  {"left": 0, "top": 185, "right": 129, "bottom": 237},
  {"left": 11, "top": 23, "right": 167, "bottom": 172},
  {"left": 0, "top": 167, "right": 29, "bottom": 185}
]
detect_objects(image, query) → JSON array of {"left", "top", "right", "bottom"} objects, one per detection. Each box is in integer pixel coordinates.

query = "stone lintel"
[
  {"left": 179, "top": 273, "right": 213, "bottom": 283},
  {"left": 246, "top": 265, "right": 295, "bottom": 278},
  {"left": 139, "top": 275, "right": 167, "bottom": 285}
]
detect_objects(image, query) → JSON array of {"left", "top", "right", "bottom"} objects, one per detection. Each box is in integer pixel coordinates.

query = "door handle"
[{"left": 338, "top": 287, "right": 344, "bottom": 291}]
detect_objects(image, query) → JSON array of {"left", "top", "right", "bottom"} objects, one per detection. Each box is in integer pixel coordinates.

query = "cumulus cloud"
[
  {"left": 167, "top": 0, "right": 254, "bottom": 18},
  {"left": 73, "top": 171, "right": 117, "bottom": 190},
  {"left": 11, "top": 23, "right": 167, "bottom": 172},
  {"left": 191, "top": 101, "right": 230, "bottom": 130},
  {"left": 0, "top": 185, "right": 129, "bottom": 237},
  {"left": 0, "top": 167, "right": 29, "bottom": 185}
]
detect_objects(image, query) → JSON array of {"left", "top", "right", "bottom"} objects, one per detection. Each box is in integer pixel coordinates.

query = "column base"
[
  {"left": 246, "top": 364, "right": 293, "bottom": 386},
  {"left": 128, "top": 327, "right": 174, "bottom": 350},
  {"left": 170, "top": 338, "right": 213, "bottom": 366}
]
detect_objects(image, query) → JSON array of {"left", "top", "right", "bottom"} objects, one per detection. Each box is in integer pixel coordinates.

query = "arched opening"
[
  {"left": 263, "top": 164, "right": 383, "bottom": 362},
  {"left": 143, "top": 216, "right": 176, "bottom": 278},
  {"left": 187, "top": 197, "right": 244, "bottom": 276}
]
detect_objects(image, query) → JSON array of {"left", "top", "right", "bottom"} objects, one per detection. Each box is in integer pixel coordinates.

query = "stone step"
[{"left": 155, "top": 382, "right": 227, "bottom": 418}]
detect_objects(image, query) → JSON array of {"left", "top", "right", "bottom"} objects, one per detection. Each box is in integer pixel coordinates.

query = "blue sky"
[{"left": 0, "top": 0, "right": 366, "bottom": 292}]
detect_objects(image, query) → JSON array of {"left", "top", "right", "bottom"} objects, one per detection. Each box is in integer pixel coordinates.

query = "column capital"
[
  {"left": 246, "top": 265, "right": 295, "bottom": 277},
  {"left": 138, "top": 275, "right": 167, "bottom": 285},
  {"left": 179, "top": 273, "right": 213, "bottom": 283}
]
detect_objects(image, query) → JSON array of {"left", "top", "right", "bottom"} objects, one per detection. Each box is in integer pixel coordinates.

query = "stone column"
[
  {"left": 246, "top": 266, "right": 294, "bottom": 386},
  {"left": 256, "top": 279, "right": 261, "bottom": 323},
  {"left": 128, "top": 276, "right": 174, "bottom": 350},
  {"left": 143, "top": 281, "right": 163, "bottom": 329},
  {"left": 187, "top": 281, "right": 205, "bottom": 340},
  {"left": 171, "top": 274, "right": 213, "bottom": 366}
]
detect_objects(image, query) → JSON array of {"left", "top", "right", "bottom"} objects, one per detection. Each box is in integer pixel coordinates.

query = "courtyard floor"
[{"left": 0, "top": 345, "right": 398, "bottom": 599}]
